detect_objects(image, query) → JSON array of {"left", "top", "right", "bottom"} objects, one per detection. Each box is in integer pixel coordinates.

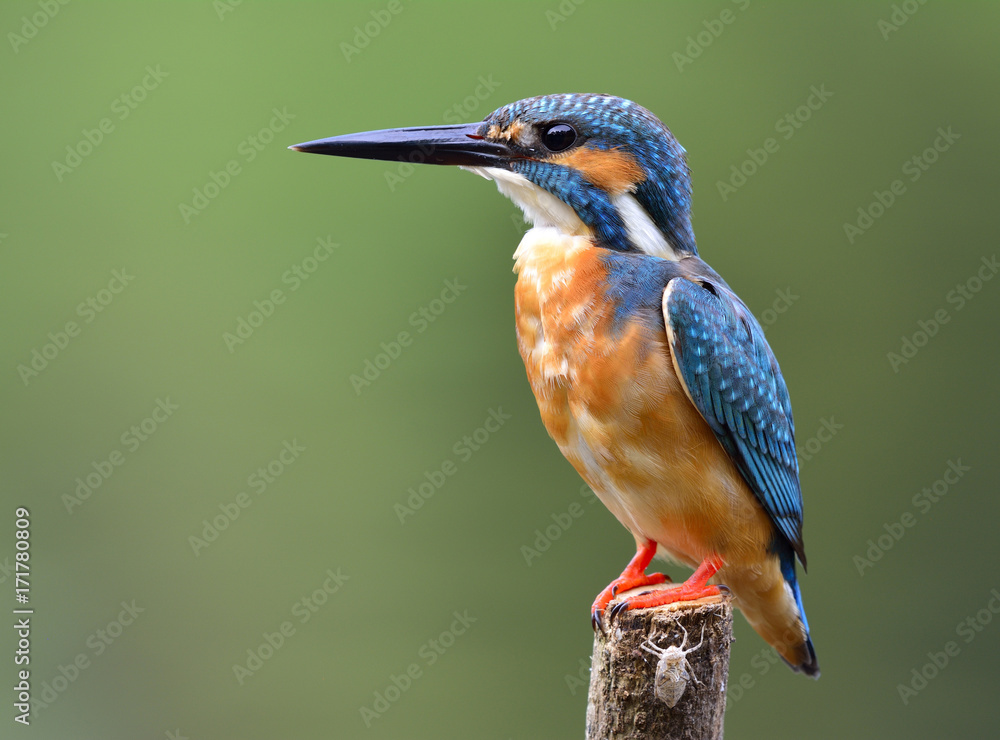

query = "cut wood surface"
[{"left": 587, "top": 585, "right": 733, "bottom": 740}]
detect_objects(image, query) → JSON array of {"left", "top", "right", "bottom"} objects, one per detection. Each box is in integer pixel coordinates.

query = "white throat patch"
[
  {"left": 463, "top": 166, "right": 587, "bottom": 236},
  {"left": 463, "top": 166, "right": 679, "bottom": 261}
]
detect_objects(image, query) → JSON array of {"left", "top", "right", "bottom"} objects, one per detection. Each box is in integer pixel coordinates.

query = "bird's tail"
[
  {"left": 727, "top": 540, "right": 819, "bottom": 677},
  {"left": 776, "top": 542, "right": 819, "bottom": 676}
]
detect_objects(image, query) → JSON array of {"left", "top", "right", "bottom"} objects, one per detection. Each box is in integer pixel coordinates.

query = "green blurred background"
[{"left": 3, "top": 2, "right": 999, "bottom": 738}]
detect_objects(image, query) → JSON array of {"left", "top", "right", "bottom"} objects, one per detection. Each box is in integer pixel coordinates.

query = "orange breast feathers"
[{"left": 512, "top": 229, "right": 775, "bottom": 569}]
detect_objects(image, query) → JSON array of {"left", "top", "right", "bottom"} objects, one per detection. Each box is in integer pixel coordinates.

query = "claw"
[
  {"left": 591, "top": 610, "right": 606, "bottom": 636},
  {"left": 609, "top": 598, "right": 632, "bottom": 624},
  {"left": 600, "top": 555, "right": 726, "bottom": 627},
  {"left": 590, "top": 539, "right": 673, "bottom": 638}
]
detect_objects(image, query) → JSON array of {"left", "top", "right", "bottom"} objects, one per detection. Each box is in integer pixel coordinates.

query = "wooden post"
[{"left": 586, "top": 584, "right": 733, "bottom": 740}]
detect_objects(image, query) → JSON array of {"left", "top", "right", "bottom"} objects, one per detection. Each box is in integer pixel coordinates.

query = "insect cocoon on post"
[{"left": 639, "top": 623, "right": 706, "bottom": 707}]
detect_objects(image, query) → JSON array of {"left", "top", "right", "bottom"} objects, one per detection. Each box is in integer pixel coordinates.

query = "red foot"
[
  {"left": 607, "top": 556, "right": 724, "bottom": 624},
  {"left": 591, "top": 539, "right": 670, "bottom": 634}
]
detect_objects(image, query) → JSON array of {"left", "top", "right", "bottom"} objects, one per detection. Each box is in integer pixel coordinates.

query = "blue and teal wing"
[{"left": 663, "top": 277, "right": 806, "bottom": 567}]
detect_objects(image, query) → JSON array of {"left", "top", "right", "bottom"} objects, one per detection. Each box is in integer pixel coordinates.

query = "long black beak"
[{"left": 290, "top": 122, "right": 508, "bottom": 168}]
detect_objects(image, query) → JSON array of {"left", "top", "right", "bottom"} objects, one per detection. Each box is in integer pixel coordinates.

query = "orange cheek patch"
[{"left": 551, "top": 146, "right": 646, "bottom": 195}]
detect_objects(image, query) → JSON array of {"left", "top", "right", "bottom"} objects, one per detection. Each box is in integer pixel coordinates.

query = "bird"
[{"left": 291, "top": 93, "right": 818, "bottom": 677}]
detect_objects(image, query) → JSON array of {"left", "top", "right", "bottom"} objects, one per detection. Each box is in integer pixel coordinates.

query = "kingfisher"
[{"left": 291, "top": 93, "right": 818, "bottom": 677}]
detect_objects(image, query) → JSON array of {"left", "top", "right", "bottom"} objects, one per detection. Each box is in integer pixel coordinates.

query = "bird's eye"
[{"left": 541, "top": 123, "right": 577, "bottom": 152}]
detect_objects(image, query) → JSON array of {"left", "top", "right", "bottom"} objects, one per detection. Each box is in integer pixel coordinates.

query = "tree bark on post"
[{"left": 586, "top": 584, "right": 733, "bottom": 740}]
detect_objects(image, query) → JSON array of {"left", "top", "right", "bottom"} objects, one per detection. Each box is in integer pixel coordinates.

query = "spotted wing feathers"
[{"left": 663, "top": 277, "right": 806, "bottom": 566}]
